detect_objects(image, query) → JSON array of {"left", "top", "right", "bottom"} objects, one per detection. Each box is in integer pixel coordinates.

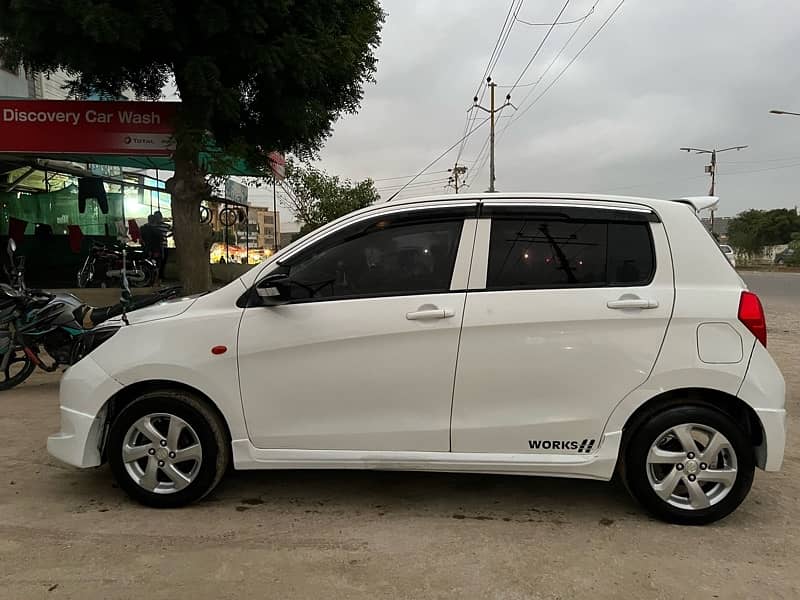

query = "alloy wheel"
[
  {"left": 122, "top": 413, "right": 203, "bottom": 494},
  {"left": 646, "top": 423, "right": 738, "bottom": 510}
]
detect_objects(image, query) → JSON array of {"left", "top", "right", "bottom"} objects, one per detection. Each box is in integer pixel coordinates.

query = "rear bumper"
[
  {"left": 738, "top": 342, "right": 787, "bottom": 471},
  {"left": 754, "top": 408, "right": 786, "bottom": 472},
  {"left": 47, "top": 356, "right": 122, "bottom": 468}
]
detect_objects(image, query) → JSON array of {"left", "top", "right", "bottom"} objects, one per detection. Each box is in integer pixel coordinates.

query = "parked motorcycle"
[
  {"left": 77, "top": 241, "right": 157, "bottom": 288},
  {"left": 1, "top": 240, "right": 180, "bottom": 390}
]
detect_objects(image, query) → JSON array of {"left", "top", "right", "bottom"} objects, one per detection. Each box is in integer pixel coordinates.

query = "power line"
[
  {"left": 505, "top": 0, "right": 626, "bottom": 131},
  {"left": 721, "top": 155, "right": 800, "bottom": 165},
  {"left": 377, "top": 177, "right": 451, "bottom": 192},
  {"left": 478, "top": 0, "right": 525, "bottom": 106},
  {"left": 495, "top": 0, "right": 597, "bottom": 92},
  {"left": 474, "top": 0, "right": 518, "bottom": 98},
  {"left": 515, "top": 4, "right": 596, "bottom": 26},
  {"left": 508, "top": 0, "right": 572, "bottom": 95},
  {"left": 387, "top": 116, "right": 491, "bottom": 201},
  {"left": 602, "top": 160, "right": 800, "bottom": 194},
  {"left": 457, "top": 0, "right": 520, "bottom": 166},
  {"left": 372, "top": 169, "right": 450, "bottom": 182},
  {"left": 720, "top": 161, "right": 800, "bottom": 176},
  {"left": 605, "top": 174, "right": 709, "bottom": 193}
]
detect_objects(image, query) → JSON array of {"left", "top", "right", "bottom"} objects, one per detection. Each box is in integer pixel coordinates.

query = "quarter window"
[
  {"left": 279, "top": 217, "right": 464, "bottom": 301},
  {"left": 487, "top": 216, "right": 655, "bottom": 289}
]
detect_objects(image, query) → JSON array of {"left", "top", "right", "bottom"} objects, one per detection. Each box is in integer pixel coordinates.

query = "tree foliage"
[
  {"left": 0, "top": 0, "right": 384, "bottom": 292},
  {"left": 727, "top": 209, "right": 800, "bottom": 256},
  {"left": 281, "top": 161, "right": 379, "bottom": 235}
]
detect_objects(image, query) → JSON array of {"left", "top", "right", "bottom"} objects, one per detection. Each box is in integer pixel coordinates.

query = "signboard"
[
  {"left": 268, "top": 151, "right": 286, "bottom": 180},
  {"left": 224, "top": 178, "right": 249, "bottom": 205},
  {"left": 0, "top": 99, "right": 177, "bottom": 155}
]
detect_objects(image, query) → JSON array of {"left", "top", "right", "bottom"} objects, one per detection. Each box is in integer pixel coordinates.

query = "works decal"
[{"left": 528, "top": 438, "right": 596, "bottom": 453}]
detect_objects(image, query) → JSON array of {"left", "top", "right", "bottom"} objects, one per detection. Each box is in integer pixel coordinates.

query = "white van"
[{"left": 48, "top": 193, "right": 785, "bottom": 524}]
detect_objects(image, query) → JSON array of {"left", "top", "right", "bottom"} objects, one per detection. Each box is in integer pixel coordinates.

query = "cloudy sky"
[{"left": 251, "top": 0, "right": 800, "bottom": 218}]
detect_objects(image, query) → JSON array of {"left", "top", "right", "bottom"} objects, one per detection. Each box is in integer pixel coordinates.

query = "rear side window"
[{"left": 487, "top": 217, "right": 655, "bottom": 289}]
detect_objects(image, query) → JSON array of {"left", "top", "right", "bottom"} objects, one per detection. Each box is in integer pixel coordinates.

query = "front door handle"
[
  {"left": 406, "top": 307, "right": 455, "bottom": 320},
  {"left": 607, "top": 297, "right": 659, "bottom": 310}
]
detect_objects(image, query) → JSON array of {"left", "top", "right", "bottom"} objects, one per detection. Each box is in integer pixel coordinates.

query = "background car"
[
  {"left": 720, "top": 244, "right": 736, "bottom": 267},
  {"left": 774, "top": 247, "right": 796, "bottom": 265}
]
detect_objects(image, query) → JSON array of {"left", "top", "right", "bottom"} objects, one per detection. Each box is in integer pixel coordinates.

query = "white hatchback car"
[{"left": 48, "top": 193, "right": 785, "bottom": 525}]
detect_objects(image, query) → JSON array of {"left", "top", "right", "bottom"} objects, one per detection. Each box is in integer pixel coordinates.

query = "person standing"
[
  {"left": 153, "top": 211, "right": 172, "bottom": 282},
  {"left": 140, "top": 215, "right": 162, "bottom": 286}
]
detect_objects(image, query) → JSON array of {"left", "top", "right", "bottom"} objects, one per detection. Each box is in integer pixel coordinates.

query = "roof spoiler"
[{"left": 673, "top": 196, "right": 719, "bottom": 213}]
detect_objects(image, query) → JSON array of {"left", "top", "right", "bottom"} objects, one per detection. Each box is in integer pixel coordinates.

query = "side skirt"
[{"left": 231, "top": 431, "right": 622, "bottom": 481}]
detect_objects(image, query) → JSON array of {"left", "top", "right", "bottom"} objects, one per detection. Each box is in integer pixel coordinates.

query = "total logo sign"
[{"left": 0, "top": 99, "right": 177, "bottom": 155}]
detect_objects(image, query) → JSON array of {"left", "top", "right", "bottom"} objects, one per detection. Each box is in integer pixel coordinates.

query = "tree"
[
  {"left": 727, "top": 208, "right": 800, "bottom": 257},
  {"left": 0, "top": 1, "right": 383, "bottom": 292},
  {"left": 281, "top": 161, "right": 379, "bottom": 235}
]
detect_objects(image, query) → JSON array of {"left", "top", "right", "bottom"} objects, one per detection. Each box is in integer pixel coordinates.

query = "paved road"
[{"left": 742, "top": 270, "right": 800, "bottom": 308}]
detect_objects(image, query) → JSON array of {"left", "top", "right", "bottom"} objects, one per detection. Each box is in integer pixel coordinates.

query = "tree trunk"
[{"left": 167, "top": 154, "right": 212, "bottom": 294}]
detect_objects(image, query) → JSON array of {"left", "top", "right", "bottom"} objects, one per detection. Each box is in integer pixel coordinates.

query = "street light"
[
  {"left": 770, "top": 109, "right": 800, "bottom": 116},
  {"left": 680, "top": 145, "right": 748, "bottom": 232}
]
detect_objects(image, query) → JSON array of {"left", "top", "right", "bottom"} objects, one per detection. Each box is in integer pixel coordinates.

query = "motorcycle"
[
  {"left": 1, "top": 239, "right": 180, "bottom": 390},
  {"left": 77, "top": 241, "right": 158, "bottom": 288}
]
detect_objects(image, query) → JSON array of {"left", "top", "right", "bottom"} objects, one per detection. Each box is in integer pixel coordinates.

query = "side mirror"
[{"left": 255, "top": 273, "right": 292, "bottom": 306}]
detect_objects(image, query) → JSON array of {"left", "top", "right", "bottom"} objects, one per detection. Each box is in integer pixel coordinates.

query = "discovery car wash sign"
[{"left": 0, "top": 99, "right": 176, "bottom": 155}]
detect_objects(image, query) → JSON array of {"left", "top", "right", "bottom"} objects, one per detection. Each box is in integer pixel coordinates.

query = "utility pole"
[
  {"left": 447, "top": 163, "right": 468, "bottom": 193},
  {"left": 473, "top": 77, "right": 513, "bottom": 192},
  {"left": 680, "top": 145, "right": 748, "bottom": 232}
]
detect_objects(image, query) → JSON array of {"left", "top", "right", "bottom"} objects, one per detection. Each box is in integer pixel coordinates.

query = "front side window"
[
  {"left": 279, "top": 216, "right": 464, "bottom": 301},
  {"left": 487, "top": 216, "right": 655, "bottom": 289}
]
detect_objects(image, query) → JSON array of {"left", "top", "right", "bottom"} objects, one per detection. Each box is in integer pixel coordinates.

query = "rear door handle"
[
  {"left": 607, "top": 297, "right": 659, "bottom": 310},
  {"left": 406, "top": 307, "right": 455, "bottom": 320}
]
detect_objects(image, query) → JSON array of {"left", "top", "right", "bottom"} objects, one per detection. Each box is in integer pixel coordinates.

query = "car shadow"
[{"left": 202, "top": 468, "right": 644, "bottom": 524}]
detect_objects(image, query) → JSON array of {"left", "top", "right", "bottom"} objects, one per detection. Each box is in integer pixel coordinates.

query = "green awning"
[{"left": 13, "top": 152, "right": 264, "bottom": 176}]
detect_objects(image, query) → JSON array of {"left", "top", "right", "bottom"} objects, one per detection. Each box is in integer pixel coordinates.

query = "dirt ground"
[{"left": 1, "top": 274, "right": 797, "bottom": 599}]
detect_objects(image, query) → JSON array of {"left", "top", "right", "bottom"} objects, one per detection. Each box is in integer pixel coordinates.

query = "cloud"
[{"left": 309, "top": 0, "right": 800, "bottom": 215}]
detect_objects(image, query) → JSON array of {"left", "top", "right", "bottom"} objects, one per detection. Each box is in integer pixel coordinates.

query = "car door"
[
  {"left": 237, "top": 204, "right": 477, "bottom": 451},
  {"left": 451, "top": 201, "right": 675, "bottom": 454}
]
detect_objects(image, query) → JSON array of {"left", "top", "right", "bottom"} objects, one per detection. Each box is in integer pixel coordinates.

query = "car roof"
[{"left": 384, "top": 192, "right": 698, "bottom": 212}]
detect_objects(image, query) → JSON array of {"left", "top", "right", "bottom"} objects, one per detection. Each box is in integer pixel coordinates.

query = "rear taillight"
[{"left": 738, "top": 291, "right": 767, "bottom": 347}]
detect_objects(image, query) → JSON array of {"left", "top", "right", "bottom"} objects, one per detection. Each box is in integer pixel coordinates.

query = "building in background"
[
  {"left": 0, "top": 61, "right": 29, "bottom": 97},
  {"left": 252, "top": 207, "right": 281, "bottom": 250},
  {"left": 701, "top": 216, "right": 731, "bottom": 242},
  {"left": 27, "top": 70, "right": 71, "bottom": 99},
  {"left": 280, "top": 220, "right": 302, "bottom": 248}
]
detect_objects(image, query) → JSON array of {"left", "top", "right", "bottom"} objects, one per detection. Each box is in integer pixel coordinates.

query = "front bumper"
[
  {"left": 47, "top": 406, "right": 106, "bottom": 468},
  {"left": 47, "top": 355, "right": 122, "bottom": 468}
]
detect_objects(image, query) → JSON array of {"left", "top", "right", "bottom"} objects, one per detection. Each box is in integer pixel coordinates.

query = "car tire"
[
  {"left": 623, "top": 404, "right": 754, "bottom": 525},
  {"left": 107, "top": 390, "right": 230, "bottom": 508}
]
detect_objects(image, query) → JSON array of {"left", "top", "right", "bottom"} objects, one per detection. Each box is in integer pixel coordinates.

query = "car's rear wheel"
[
  {"left": 107, "top": 390, "right": 229, "bottom": 508},
  {"left": 623, "top": 405, "right": 754, "bottom": 525}
]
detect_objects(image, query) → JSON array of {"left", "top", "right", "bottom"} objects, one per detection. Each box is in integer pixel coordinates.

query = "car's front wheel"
[
  {"left": 623, "top": 405, "right": 755, "bottom": 525},
  {"left": 107, "top": 390, "right": 230, "bottom": 508}
]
